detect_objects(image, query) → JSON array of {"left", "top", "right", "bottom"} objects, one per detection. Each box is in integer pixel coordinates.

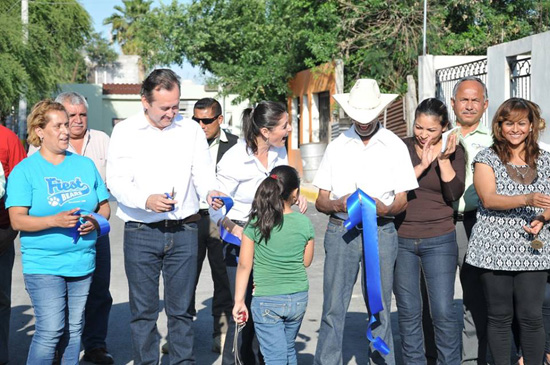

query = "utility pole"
[
  {"left": 18, "top": 0, "right": 28, "bottom": 140},
  {"left": 422, "top": 0, "right": 427, "bottom": 56}
]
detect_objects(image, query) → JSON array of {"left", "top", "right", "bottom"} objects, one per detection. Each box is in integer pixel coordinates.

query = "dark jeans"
[
  {"left": 124, "top": 221, "right": 198, "bottom": 365},
  {"left": 189, "top": 214, "right": 232, "bottom": 337},
  {"left": 82, "top": 234, "right": 113, "bottom": 351},
  {"left": 222, "top": 242, "right": 263, "bottom": 365},
  {"left": 394, "top": 231, "right": 460, "bottom": 365},
  {"left": 456, "top": 217, "right": 488, "bottom": 365},
  {"left": 480, "top": 269, "right": 547, "bottom": 365},
  {"left": 0, "top": 226, "right": 16, "bottom": 364}
]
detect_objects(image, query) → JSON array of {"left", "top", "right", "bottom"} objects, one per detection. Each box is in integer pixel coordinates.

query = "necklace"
[{"left": 507, "top": 163, "right": 531, "bottom": 179}]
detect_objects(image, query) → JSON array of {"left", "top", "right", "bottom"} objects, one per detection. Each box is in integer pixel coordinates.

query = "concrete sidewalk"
[{"left": 8, "top": 201, "right": 464, "bottom": 364}]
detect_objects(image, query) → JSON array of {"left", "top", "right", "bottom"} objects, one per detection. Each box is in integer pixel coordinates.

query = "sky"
[{"left": 79, "top": 0, "right": 204, "bottom": 82}]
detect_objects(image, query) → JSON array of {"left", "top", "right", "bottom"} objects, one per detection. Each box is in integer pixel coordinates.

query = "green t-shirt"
[{"left": 244, "top": 212, "right": 314, "bottom": 297}]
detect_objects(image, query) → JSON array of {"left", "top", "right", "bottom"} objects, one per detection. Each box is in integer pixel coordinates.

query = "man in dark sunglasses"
[{"left": 163, "top": 98, "right": 237, "bottom": 355}]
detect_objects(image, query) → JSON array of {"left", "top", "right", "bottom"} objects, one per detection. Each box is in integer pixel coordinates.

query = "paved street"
[{"left": 8, "top": 201, "right": 463, "bottom": 364}]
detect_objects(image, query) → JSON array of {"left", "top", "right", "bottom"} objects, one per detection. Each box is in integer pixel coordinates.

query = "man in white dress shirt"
[
  {"left": 313, "top": 79, "right": 418, "bottom": 365},
  {"left": 107, "top": 69, "right": 221, "bottom": 364}
]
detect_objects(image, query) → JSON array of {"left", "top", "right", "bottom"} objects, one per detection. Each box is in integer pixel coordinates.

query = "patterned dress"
[{"left": 466, "top": 148, "right": 550, "bottom": 271}]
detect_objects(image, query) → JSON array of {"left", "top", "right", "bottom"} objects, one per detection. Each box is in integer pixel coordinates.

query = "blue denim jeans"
[
  {"left": 314, "top": 221, "right": 397, "bottom": 365},
  {"left": 82, "top": 234, "right": 113, "bottom": 351},
  {"left": 24, "top": 273, "right": 92, "bottom": 365},
  {"left": 251, "top": 291, "right": 308, "bottom": 365},
  {"left": 393, "top": 231, "right": 460, "bottom": 365},
  {"left": 0, "top": 227, "right": 16, "bottom": 364},
  {"left": 124, "top": 221, "right": 198, "bottom": 365}
]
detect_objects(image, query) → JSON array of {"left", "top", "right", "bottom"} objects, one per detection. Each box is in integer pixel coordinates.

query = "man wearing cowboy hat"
[{"left": 313, "top": 79, "right": 418, "bottom": 364}]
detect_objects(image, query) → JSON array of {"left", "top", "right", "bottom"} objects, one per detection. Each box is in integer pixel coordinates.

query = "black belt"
[
  {"left": 199, "top": 209, "right": 210, "bottom": 216},
  {"left": 129, "top": 213, "right": 201, "bottom": 229},
  {"left": 329, "top": 215, "right": 394, "bottom": 227},
  {"left": 232, "top": 220, "right": 247, "bottom": 227},
  {"left": 453, "top": 210, "right": 477, "bottom": 222}
]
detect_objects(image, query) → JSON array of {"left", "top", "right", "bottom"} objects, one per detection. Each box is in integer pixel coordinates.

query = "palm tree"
[{"left": 103, "top": 0, "right": 152, "bottom": 55}]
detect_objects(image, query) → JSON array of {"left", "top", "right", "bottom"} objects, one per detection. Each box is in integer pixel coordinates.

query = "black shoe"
[{"left": 83, "top": 348, "right": 114, "bottom": 364}]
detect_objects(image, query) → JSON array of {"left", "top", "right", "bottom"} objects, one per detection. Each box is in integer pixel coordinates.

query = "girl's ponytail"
[{"left": 249, "top": 165, "right": 300, "bottom": 244}]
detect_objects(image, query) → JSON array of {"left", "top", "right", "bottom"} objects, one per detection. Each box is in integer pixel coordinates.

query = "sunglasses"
[{"left": 192, "top": 114, "right": 221, "bottom": 125}]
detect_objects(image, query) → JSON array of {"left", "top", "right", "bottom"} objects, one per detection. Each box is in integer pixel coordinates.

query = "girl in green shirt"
[{"left": 233, "top": 165, "right": 314, "bottom": 365}]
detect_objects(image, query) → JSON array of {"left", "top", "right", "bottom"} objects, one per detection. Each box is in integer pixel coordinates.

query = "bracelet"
[{"left": 535, "top": 215, "right": 546, "bottom": 224}]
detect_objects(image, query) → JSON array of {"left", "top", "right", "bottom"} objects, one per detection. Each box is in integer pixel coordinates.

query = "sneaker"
[
  {"left": 161, "top": 342, "right": 169, "bottom": 354},
  {"left": 83, "top": 348, "right": 114, "bottom": 364},
  {"left": 212, "top": 334, "right": 226, "bottom": 354}
]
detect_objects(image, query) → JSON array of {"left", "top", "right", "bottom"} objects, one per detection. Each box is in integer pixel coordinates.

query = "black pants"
[
  {"left": 188, "top": 214, "right": 233, "bottom": 337},
  {"left": 222, "top": 242, "right": 264, "bottom": 365},
  {"left": 481, "top": 269, "right": 547, "bottom": 365}
]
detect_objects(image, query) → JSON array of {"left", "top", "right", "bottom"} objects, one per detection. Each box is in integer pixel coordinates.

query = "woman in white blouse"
[{"left": 214, "top": 100, "right": 307, "bottom": 364}]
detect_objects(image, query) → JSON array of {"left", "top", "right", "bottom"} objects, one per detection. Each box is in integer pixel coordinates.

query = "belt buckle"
[{"left": 456, "top": 212, "right": 465, "bottom": 221}]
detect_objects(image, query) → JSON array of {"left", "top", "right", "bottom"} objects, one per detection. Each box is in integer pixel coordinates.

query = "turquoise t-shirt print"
[{"left": 44, "top": 176, "right": 91, "bottom": 207}]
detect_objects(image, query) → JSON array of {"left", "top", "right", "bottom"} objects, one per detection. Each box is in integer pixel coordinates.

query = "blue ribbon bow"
[
  {"left": 212, "top": 196, "right": 241, "bottom": 246},
  {"left": 344, "top": 189, "right": 390, "bottom": 356},
  {"left": 72, "top": 210, "right": 111, "bottom": 243}
]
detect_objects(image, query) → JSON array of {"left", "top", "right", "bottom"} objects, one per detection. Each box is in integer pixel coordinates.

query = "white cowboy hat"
[{"left": 333, "top": 79, "right": 398, "bottom": 124}]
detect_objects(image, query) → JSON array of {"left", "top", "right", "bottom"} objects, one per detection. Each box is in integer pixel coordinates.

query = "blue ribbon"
[
  {"left": 344, "top": 189, "right": 390, "bottom": 356},
  {"left": 72, "top": 210, "right": 111, "bottom": 243},
  {"left": 212, "top": 196, "right": 241, "bottom": 246}
]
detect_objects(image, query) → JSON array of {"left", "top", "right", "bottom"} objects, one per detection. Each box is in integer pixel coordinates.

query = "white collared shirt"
[
  {"left": 107, "top": 112, "right": 216, "bottom": 223},
  {"left": 28, "top": 129, "right": 110, "bottom": 182},
  {"left": 313, "top": 126, "right": 418, "bottom": 219},
  {"left": 210, "top": 139, "right": 288, "bottom": 222},
  {"left": 198, "top": 129, "right": 230, "bottom": 210}
]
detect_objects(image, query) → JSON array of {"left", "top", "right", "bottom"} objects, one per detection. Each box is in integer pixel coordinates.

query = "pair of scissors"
[
  {"left": 164, "top": 187, "right": 176, "bottom": 211},
  {"left": 164, "top": 187, "right": 176, "bottom": 200}
]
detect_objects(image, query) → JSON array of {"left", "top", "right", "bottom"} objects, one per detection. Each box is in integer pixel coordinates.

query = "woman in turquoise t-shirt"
[
  {"left": 6, "top": 100, "right": 110, "bottom": 365},
  {"left": 233, "top": 165, "right": 314, "bottom": 365}
]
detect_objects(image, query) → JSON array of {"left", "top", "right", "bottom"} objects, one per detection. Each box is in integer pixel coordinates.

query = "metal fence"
[
  {"left": 435, "top": 58, "right": 488, "bottom": 126},
  {"left": 509, "top": 57, "right": 531, "bottom": 100}
]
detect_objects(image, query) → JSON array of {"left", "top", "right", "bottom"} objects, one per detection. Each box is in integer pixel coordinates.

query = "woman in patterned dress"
[{"left": 466, "top": 98, "right": 550, "bottom": 364}]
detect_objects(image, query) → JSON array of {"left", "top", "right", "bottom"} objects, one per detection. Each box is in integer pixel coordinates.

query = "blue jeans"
[
  {"left": 0, "top": 227, "right": 16, "bottom": 364},
  {"left": 251, "top": 291, "right": 308, "bottom": 365},
  {"left": 393, "top": 231, "right": 460, "bottom": 365},
  {"left": 24, "top": 273, "right": 92, "bottom": 365},
  {"left": 124, "top": 221, "right": 198, "bottom": 365},
  {"left": 82, "top": 234, "right": 113, "bottom": 351},
  {"left": 314, "top": 221, "right": 397, "bottom": 365}
]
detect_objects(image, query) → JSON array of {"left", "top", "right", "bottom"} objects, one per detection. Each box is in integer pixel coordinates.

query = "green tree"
[
  {"left": 143, "top": 0, "right": 333, "bottom": 103},
  {"left": 104, "top": 0, "right": 152, "bottom": 55},
  {"left": 85, "top": 31, "right": 119, "bottom": 80},
  {"left": 0, "top": 0, "right": 92, "bottom": 121},
  {"left": 141, "top": 0, "right": 549, "bottom": 102}
]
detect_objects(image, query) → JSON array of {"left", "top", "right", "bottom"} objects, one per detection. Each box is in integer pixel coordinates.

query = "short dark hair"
[
  {"left": 194, "top": 98, "right": 222, "bottom": 116},
  {"left": 141, "top": 69, "right": 181, "bottom": 104}
]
